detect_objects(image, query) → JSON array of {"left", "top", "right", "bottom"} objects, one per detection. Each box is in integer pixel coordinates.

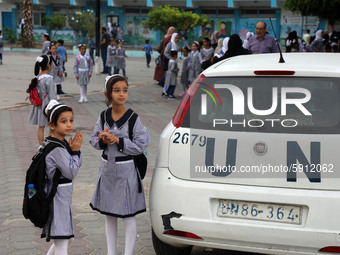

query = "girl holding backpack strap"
[
  {"left": 89, "top": 75, "right": 149, "bottom": 255},
  {"left": 27, "top": 55, "right": 56, "bottom": 146},
  {"left": 41, "top": 99, "right": 83, "bottom": 255}
]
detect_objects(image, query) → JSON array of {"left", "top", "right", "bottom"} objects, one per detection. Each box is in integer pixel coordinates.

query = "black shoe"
[
  {"left": 101, "top": 71, "right": 107, "bottom": 74},
  {"left": 64, "top": 72, "right": 67, "bottom": 77}
]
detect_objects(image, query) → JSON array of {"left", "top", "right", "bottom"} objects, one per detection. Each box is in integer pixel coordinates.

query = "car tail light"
[
  {"left": 172, "top": 74, "right": 205, "bottom": 128},
  {"left": 319, "top": 246, "right": 340, "bottom": 253},
  {"left": 254, "top": 70, "right": 295, "bottom": 75},
  {"left": 163, "top": 230, "right": 203, "bottom": 240}
]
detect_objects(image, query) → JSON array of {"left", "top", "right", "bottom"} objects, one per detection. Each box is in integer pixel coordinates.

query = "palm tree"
[{"left": 22, "top": 0, "right": 33, "bottom": 48}]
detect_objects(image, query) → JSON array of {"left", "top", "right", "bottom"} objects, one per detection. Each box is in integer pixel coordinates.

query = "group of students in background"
[
  {"left": 154, "top": 27, "right": 250, "bottom": 100},
  {"left": 153, "top": 25, "right": 340, "bottom": 101},
  {"left": 35, "top": 26, "right": 340, "bottom": 107},
  {"left": 286, "top": 29, "right": 340, "bottom": 53},
  {"left": 105, "top": 37, "right": 128, "bottom": 77},
  {"left": 40, "top": 33, "right": 93, "bottom": 103}
]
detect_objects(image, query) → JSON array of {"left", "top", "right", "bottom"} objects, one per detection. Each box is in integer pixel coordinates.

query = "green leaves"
[
  {"left": 68, "top": 10, "right": 95, "bottom": 42},
  {"left": 3, "top": 28, "right": 17, "bottom": 47},
  {"left": 284, "top": 0, "right": 340, "bottom": 24},
  {"left": 143, "top": 5, "right": 209, "bottom": 34},
  {"left": 44, "top": 14, "right": 66, "bottom": 38}
]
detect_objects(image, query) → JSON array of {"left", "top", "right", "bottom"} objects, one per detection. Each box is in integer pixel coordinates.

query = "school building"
[{"left": 0, "top": 0, "right": 330, "bottom": 46}]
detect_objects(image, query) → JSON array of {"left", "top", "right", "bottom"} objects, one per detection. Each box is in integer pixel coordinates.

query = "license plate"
[{"left": 217, "top": 200, "right": 302, "bottom": 224}]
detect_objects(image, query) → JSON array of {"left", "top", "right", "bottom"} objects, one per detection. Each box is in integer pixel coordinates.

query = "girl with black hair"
[
  {"left": 27, "top": 55, "right": 57, "bottom": 145},
  {"left": 49, "top": 41, "right": 65, "bottom": 99},
  {"left": 42, "top": 33, "right": 51, "bottom": 55},
  {"left": 90, "top": 75, "right": 149, "bottom": 255},
  {"left": 200, "top": 37, "right": 214, "bottom": 70},
  {"left": 41, "top": 99, "right": 83, "bottom": 255},
  {"left": 201, "top": 37, "right": 214, "bottom": 62},
  {"left": 188, "top": 41, "right": 202, "bottom": 84}
]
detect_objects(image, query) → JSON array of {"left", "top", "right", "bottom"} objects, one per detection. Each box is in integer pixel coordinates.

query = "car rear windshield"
[{"left": 182, "top": 76, "right": 340, "bottom": 134}]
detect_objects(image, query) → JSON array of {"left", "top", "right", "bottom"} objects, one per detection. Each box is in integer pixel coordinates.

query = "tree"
[
  {"left": 44, "top": 14, "right": 66, "bottom": 39},
  {"left": 22, "top": 0, "right": 33, "bottom": 48},
  {"left": 69, "top": 10, "right": 95, "bottom": 42},
  {"left": 284, "top": 0, "right": 340, "bottom": 26},
  {"left": 142, "top": 5, "right": 209, "bottom": 34},
  {"left": 3, "top": 28, "right": 17, "bottom": 49}
]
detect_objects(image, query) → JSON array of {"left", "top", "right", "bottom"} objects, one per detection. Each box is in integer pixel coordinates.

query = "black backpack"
[
  {"left": 22, "top": 142, "right": 64, "bottom": 228},
  {"left": 100, "top": 110, "right": 147, "bottom": 192}
]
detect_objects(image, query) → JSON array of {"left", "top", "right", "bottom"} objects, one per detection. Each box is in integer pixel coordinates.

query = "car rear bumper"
[{"left": 150, "top": 167, "right": 340, "bottom": 255}]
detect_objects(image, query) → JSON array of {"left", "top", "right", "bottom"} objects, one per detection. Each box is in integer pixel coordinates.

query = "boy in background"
[
  {"left": 88, "top": 35, "right": 95, "bottom": 65},
  {"left": 57, "top": 39, "right": 67, "bottom": 77},
  {"left": 143, "top": 39, "right": 152, "bottom": 68}
]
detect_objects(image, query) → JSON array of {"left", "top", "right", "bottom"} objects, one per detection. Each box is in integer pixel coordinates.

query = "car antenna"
[{"left": 269, "top": 17, "right": 285, "bottom": 63}]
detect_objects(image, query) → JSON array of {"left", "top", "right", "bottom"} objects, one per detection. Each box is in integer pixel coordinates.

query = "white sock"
[
  {"left": 84, "top": 85, "right": 88, "bottom": 98},
  {"left": 49, "top": 239, "right": 68, "bottom": 255},
  {"left": 123, "top": 216, "right": 137, "bottom": 255},
  {"left": 80, "top": 85, "right": 86, "bottom": 99},
  {"left": 105, "top": 215, "right": 118, "bottom": 255}
]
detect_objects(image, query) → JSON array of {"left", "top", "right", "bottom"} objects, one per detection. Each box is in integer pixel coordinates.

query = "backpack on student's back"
[
  {"left": 27, "top": 86, "right": 48, "bottom": 106},
  {"left": 100, "top": 110, "right": 148, "bottom": 192},
  {"left": 22, "top": 143, "right": 64, "bottom": 228},
  {"left": 76, "top": 54, "right": 91, "bottom": 66}
]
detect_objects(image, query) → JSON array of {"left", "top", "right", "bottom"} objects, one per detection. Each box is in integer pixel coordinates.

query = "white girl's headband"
[
  {"left": 194, "top": 41, "right": 199, "bottom": 46},
  {"left": 78, "top": 43, "right": 86, "bottom": 48},
  {"left": 36, "top": 55, "right": 50, "bottom": 65},
  {"left": 104, "top": 74, "right": 126, "bottom": 91},
  {"left": 36, "top": 56, "right": 44, "bottom": 63},
  {"left": 45, "top": 99, "right": 68, "bottom": 121}
]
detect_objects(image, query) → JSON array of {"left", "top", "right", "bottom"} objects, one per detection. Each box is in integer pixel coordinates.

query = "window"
[
  {"left": 16, "top": 3, "right": 23, "bottom": 27},
  {"left": 240, "top": 8, "right": 276, "bottom": 18},
  {"left": 50, "top": 5, "right": 82, "bottom": 29},
  {"left": 259, "top": 9, "right": 276, "bottom": 17},
  {"left": 201, "top": 9, "right": 217, "bottom": 15},
  {"left": 141, "top": 8, "right": 151, "bottom": 15},
  {"left": 32, "top": 5, "right": 47, "bottom": 27},
  {"left": 218, "top": 9, "right": 234, "bottom": 16},
  {"left": 125, "top": 8, "right": 140, "bottom": 15}
]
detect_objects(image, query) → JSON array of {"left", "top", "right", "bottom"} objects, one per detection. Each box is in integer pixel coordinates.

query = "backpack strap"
[
  {"left": 100, "top": 110, "right": 106, "bottom": 130},
  {"left": 128, "top": 113, "right": 138, "bottom": 141},
  {"left": 41, "top": 143, "right": 67, "bottom": 200},
  {"left": 128, "top": 113, "right": 143, "bottom": 192}
]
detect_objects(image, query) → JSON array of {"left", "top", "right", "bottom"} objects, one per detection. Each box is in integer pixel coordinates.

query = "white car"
[{"left": 150, "top": 53, "right": 340, "bottom": 255}]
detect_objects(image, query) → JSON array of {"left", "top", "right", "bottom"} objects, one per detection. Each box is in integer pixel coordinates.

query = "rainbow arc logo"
[{"left": 199, "top": 82, "right": 222, "bottom": 115}]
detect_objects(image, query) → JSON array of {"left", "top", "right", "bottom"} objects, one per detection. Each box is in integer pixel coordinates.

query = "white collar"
[{"left": 38, "top": 74, "right": 53, "bottom": 80}]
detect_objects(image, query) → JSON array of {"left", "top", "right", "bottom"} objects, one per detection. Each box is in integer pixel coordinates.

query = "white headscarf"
[
  {"left": 170, "top": 33, "right": 179, "bottom": 51},
  {"left": 214, "top": 38, "right": 224, "bottom": 55},
  {"left": 242, "top": 32, "right": 254, "bottom": 48},
  {"left": 315, "top": 30, "right": 323, "bottom": 41},
  {"left": 45, "top": 100, "right": 68, "bottom": 122},
  {"left": 221, "top": 37, "right": 230, "bottom": 54}
]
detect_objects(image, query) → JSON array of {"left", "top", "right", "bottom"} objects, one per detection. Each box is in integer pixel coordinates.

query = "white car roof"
[{"left": 203, "top": 53, "right": 340, "bottom": 78}]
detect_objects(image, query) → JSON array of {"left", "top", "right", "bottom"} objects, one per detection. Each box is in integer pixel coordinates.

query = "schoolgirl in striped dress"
[
  {"left": 90, "top": 75, "right": 149, "bottom": 255},
  {"left": 41, "top": 99, "right": 83, "bottom": 255}
]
